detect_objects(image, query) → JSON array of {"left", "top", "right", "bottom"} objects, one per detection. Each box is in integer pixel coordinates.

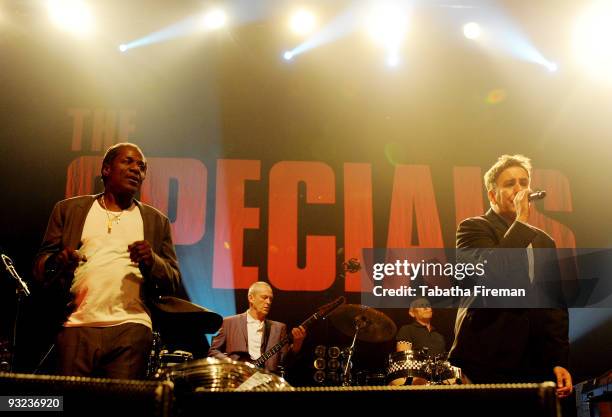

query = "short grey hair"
[
  {"left": 483, "top": 154, "right": 532, "bottom": 192},
  {"left": 248, "top": 281, "right": 272, "bottom": 297}
]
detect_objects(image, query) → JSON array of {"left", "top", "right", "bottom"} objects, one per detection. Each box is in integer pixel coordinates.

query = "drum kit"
[
  {"left": 147, "top": 296, "right": 293, "bottom": 392},
  {"left": 328, "top": 304, "right": 461, "bottom": 386},
  {"left": 386, "top": 349, "right": 462, "bottom": 386},
  {"left": 148, "top": 297, "right": 460, "bottom": 390},
  {"left": 147, "top": 296, "right": 222, "bottom": 379}
]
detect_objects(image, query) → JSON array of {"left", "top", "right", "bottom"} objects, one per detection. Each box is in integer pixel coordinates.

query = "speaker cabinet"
[{"left": 0, "top": 372, "right": 173, "bottom": 416}]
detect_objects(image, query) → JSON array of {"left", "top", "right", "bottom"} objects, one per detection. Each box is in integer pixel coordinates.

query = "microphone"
[
  {"left": 1, "top": 254, "right": 30, "bottom": 296},
  {"left": 344, "top": 258, "right": 361, "bottom": 273},
  {"left": 528, "top": 190, "right": 546, "bottom": 202}
]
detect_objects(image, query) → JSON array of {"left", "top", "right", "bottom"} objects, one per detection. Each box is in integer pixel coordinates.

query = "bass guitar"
[{"left": 237, "top": 296, "right": 345, "bottom": 368}]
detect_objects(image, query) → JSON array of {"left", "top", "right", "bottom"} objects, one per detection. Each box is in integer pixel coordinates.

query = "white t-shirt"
[{"left": 65, "top": 200, "right": 152, "bottom": 329}]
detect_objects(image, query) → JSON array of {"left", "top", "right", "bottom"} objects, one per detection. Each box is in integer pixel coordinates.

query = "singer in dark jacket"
[
  {"left": 33, "top": 143, "right": 181, "bottom": 379},
  {"left": 448, "top": 154, "right": 572, "bottom": 398}
]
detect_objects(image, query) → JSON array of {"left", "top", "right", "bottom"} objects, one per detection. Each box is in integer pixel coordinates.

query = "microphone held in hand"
[{"left": 528, "top": 190, "right": 546, "bottom": 201}]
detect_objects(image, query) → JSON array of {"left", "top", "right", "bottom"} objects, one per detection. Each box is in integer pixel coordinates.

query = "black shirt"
[{"left": 396, "top": 322, "right": 446, "bottom": 356}]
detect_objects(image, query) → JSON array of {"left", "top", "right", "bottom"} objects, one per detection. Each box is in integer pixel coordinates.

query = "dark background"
[{"left": 0, "top": 0, "right": 611, "bottom": 386}]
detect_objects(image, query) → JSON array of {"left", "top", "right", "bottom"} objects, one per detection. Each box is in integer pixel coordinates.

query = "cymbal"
[
  {"left": 151, "top": 296, "right": 223, "bottom": 336},
  {"left": 329, "top": 304, "right": 397, "bottom": 343}
]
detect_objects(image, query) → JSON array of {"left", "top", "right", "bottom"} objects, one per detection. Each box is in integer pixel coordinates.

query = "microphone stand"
[
  {"left": 2, "top": 254, "right": 31, "bottom": 372},
  {"left": 342, "top": 316, "right": 367, "bottom": 386}
]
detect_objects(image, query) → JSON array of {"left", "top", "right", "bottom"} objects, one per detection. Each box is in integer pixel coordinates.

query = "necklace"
[{"left": 100, "top": 195, "right": 124, "bottom": 234}]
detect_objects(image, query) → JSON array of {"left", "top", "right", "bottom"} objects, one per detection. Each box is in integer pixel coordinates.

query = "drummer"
[{"left": 391, "top": 298, "right": 446, "bottom": 385}]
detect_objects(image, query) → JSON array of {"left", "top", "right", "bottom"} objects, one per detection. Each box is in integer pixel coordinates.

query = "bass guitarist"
[{"left": 208, "top": 281, "right": 306, "bottom": 374}]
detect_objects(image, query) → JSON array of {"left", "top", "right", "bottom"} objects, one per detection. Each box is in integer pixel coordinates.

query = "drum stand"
[{"left": 341, "top": 315, "right": 367, "bottom": 386}]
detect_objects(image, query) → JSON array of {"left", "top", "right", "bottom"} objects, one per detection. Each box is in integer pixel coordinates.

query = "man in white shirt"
[
  {"left": 208, "top": 282, "right": 306, "bottom": 374},
  {"left": 34, "top": 142, "right": 181, "bottom": 379}
]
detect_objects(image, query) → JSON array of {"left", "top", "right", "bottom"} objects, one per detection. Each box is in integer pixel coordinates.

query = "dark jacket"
[
  {"left": 448, "top": 209, "right": 569, "bottom": 383},
  {"left": 33, "top": 194, "right": 181, "bottom": 326}
]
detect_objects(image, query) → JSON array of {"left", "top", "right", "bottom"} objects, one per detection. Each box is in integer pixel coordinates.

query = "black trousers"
[{"left": 56, "top": 323, "right": 152, "bottom": 379}]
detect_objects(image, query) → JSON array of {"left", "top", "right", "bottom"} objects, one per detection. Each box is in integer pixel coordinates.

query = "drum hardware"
[
  {"left": 0, "top": 340, "right": 11, "bottom": 373},
  {"left": 160, "top": 350, "right": 194, "bottom": 366},
  {"left": 312, "top": 344, "right": 352, "bottom": 386},
  {"left": 150, "top": 296, "right": 223, "bottom": 347},
  {"left": 365, "top": 372, "right": 387, "bottom": 386},
  {"left": 2, "top": 253, "right": 30, "bottom": 373},
  {"left": 386, "top": 350, "right": 462, "bottom": 386},
  {"left": 146, "top": 297, "right": 223, "bottom": 379},
  {"left": 329, "top": 304, "right": 397, "bottom": 386},
  {"left": 146, "top": 331, "right": 163, "bottom": 378},
  {"left": 386, "top": 349, "right": 429, "bottom": 385},
  {"left": 341, "top": 315, "right": 365, "bottom": 386},
  {"left": 314, "top": 345, "right": 326, "bottom": 358},
  {"left": 355, "top": 371, "right": 387, "bottom": 386},
  {"left": 330, "top": 304, "right": 397, "bottom": 343},
  {"left": 326, "top": 371, "right": 340, "bottom": 384}
]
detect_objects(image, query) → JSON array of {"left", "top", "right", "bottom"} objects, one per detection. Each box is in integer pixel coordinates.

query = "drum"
[
  {"left": 149, "top": 348, "right": 194, "bottom": 379},
  {"left": 386, "top": 350, "right": 428, "bottom": 384},
  {"left": 159, "top": 357, "right": 292, "bottom": 392},
  {"left": 354, "top": 370, "right": 385, "bottom": 386},
  {"left": 365, "top": 372, "right": 387, "bottom": 386},
  {"left": 429, "top": 360, "right": 462, "bottom": 384},
  {"left": 160, "top": 350, "right": 194, "bottom": 367}
]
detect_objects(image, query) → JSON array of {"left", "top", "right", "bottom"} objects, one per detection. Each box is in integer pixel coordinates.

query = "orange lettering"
[{"left": 268, "top": 161, "right": 335, "bottom": 291}]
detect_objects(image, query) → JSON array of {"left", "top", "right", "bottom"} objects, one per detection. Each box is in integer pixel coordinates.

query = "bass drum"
[{"left": 386, "top": 350, "right": 428, "bottom": 385}]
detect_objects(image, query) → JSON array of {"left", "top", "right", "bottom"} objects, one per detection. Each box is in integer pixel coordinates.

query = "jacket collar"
[{"left": 484, "top": 208, "right": 512, "bottom": 235}]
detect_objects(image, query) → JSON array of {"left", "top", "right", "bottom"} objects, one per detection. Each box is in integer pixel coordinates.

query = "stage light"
[
  {"left": 118, "top": 44, "right": 128, "bottom": 52},
  {"left": 203, "top": 8, "right": 227, "bottom": 30},
  {"left": 290, "top": 9, "right": 317, "bottom": 36},
  {"left": 546, "top": 61, "right": 558, "bottom": 72},
  {"left": 463, "top": 22, "right": 481, "bottom": 40},
  {"left": 47, "top": 0, "right": 94, "bottom": 36},
  {"left": 366, "top": 4, "right": 408, "bottom": 48},
  {"left": 283, "top": 51, "right": 294, "bottom": 60},
  {"left": 387, "top": 50, "right": 400, "bottom": 67},
  {"left": 572, "top": 1, "right": 612, "bottom": 82}
]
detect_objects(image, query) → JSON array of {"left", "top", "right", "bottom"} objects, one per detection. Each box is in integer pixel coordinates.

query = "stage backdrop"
[{"left": 0, "top": 0, "right": 610, "bottom": 383}]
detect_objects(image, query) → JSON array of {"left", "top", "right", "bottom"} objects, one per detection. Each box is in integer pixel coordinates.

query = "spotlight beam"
[
  {"left": 283, "top": 4, "right": 362, "bottom": 61},
  {"left": 463, "top": 5, "right": 558, "bottom": 72}
]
